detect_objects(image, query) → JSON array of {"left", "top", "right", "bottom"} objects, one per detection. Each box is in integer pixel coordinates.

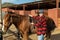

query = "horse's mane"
[{"left": 3, "top": 11, "right": 28, "bottom": 20}]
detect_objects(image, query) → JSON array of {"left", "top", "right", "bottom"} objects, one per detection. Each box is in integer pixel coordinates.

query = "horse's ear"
[{"left": 44, "top": 16, "right": 49, "bottom": 21}]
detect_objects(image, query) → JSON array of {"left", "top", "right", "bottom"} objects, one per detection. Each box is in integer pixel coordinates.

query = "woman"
[{"left": 32, "top": 9, "right": 47, "bottom": 40}]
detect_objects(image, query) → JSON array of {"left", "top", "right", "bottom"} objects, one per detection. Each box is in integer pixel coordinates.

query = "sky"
[
  {"left": 2, "top": 0, "right": 41, "bottom": 4},
  {"left": 2, "top": 0, "right": 35, "bottom": 4}
]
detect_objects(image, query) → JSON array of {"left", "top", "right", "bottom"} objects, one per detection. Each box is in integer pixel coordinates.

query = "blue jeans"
[{"left": 37, "top": 34, "right": 44, "bottom": 40}]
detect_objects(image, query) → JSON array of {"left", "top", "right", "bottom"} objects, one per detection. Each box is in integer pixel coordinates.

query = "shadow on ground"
[{"left": 51, "top": 34, "right": 60, "bottom": 40}]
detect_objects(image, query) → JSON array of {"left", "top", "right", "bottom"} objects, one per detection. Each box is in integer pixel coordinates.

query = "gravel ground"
[{"left": 2, "top": 24, "right": 60, "bottom": 40}]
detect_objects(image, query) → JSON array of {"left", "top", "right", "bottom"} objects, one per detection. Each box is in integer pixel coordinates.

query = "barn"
[{"left": 2, "top": 0, "right": 60, "bottom": 29}]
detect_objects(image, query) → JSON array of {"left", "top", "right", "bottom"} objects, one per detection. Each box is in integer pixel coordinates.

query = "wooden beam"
[{"left": 56, "top": 0, "right": 59, "bottom": 8}]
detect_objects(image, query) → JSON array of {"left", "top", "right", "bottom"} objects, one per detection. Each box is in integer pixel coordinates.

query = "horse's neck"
[{"left": 12, "top": 15, "right": 27, "bottom": 26}]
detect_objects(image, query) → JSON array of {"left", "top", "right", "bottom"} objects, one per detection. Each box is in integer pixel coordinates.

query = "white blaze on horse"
[{"left": 2, "top": 20, "right": 5, "bottom": 32}]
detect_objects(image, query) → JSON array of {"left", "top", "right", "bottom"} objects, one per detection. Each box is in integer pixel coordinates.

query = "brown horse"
[{"left": 2, "top": 12, "right": 31, "bottom": 40}]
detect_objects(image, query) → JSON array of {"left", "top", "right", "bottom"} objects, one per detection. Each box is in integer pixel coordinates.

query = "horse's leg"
[
  {"left": 22, "top": 32, "right": 28, "bottom": 40},
  {"left": 48, "top": 31, "right": 51, "bottom": 40},
  {"left": 46, "top": 31, "right": 51, "bottom": 40},
  {"left": 16, "top": 28, "right": 22, "bottom": 40},
  {"left": 17, "top": 31, "right": 20, "bottom": 40}
]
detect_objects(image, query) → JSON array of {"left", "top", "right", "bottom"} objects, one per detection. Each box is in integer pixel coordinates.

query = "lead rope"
[{"left": 10, "top": 15, "right": 13, "bottom": 24}]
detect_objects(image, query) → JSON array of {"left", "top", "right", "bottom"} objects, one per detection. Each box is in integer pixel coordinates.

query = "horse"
[
  {"left": 46, "top": 16, "right": 56, "bottom": 40},
  {"left": 2, "top": 11, "right": 31, "bottom": 40}
]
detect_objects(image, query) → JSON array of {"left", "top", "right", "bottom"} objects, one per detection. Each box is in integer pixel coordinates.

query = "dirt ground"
[{"left": 3, "top": 24, "right": 60, "bottom": 40}]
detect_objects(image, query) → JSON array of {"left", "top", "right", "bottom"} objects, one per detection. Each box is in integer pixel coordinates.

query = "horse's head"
[{"left": 2, "top": 13, "right": 12, "bottom": 33}]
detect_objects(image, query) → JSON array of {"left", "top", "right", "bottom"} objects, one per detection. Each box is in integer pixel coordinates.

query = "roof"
[{"left": 2, "top": 0, "right": 56, "bottom": 10}]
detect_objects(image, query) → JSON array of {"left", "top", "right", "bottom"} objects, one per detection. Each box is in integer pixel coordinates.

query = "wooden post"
[
  {"left": 37, "top": 1, "right": 40, "bottom": 14},
  {"left": 56, "top": 0, "right": 59, "bottom": 8},
  {"left": 23, "top": 5, "right": 26, "bottom": 15},
  {"left": 0, "top": 0, "right": 3, "bottom": 39},
  {"left": 0, "top": 0, "right": 2, "bottom": 29},
  {"left": 15, "top": 6, "right": 17, "bottom": 13},
  {"left": 23, "top": 5, "right": 25, "bottom": 11},
  {"left": 34, "top": 0, "right": 40, "bottom": 14}
]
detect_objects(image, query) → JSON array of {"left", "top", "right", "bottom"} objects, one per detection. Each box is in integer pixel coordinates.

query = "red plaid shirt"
[{"left": 33, "top": 15, "right": 47, "bottom": 35}]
